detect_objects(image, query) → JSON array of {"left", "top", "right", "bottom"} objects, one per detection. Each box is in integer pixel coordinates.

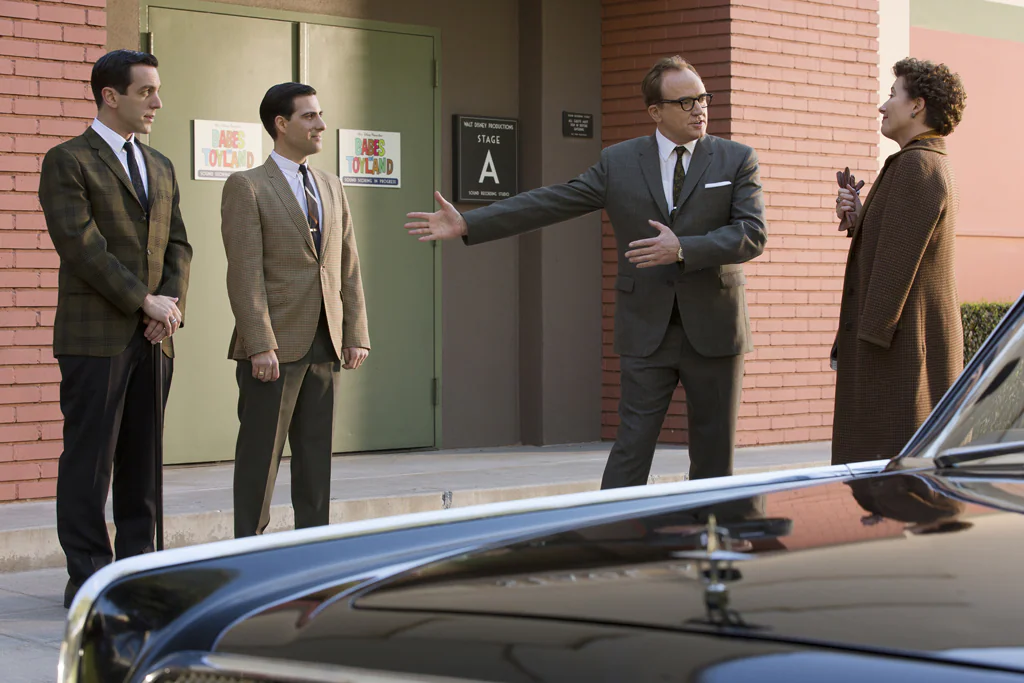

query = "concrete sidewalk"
[{"left": 0, "top": 441, "right": 832, "bottom": 573}]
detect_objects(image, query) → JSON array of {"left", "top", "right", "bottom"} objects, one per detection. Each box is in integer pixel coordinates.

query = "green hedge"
[{"left": 962, "top": 302, "right": 1012, "bottom": 365}]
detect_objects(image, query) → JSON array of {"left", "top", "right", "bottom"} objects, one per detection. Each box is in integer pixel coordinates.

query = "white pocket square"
[{"left": 705, "top": 181, "right": 732, "bottom": 188}]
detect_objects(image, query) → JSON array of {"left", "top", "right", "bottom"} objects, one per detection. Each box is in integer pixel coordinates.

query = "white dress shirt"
[
  {"left": 270, "top": 150, "right": 323, "bottom": 226},
  {"left": 656, "top": 128, "right": 697, "bottom": 214},
  {"left": 91, "top": 118, "right": 149, "bottom": 196}
]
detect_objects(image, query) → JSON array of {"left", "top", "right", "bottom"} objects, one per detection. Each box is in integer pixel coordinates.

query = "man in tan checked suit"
[
  {"left": 222, "top": 82, "right": 369, "bottom": 538},
  {"left": 38, "top": 50, "right": 192, "bottom": 608}
]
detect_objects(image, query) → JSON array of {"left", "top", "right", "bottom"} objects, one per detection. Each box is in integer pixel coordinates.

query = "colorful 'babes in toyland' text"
[
  {"left": 193, "top": 120, "right": 263, "bottom": 181},
  {"left": 339, "top": 129, "right": 401, "bottom": 188}
]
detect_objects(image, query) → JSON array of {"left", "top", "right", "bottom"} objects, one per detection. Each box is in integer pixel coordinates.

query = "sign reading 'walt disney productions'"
[
  {"left": 338, "top": 129, "right": 401, "bottom": 188},
  {"left": 192, "top": 120, "right": 263, "bottom": 181}
]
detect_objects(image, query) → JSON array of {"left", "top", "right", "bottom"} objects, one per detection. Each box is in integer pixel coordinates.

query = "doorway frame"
[{"left": 138, "top": 0, "right": 444, "bottom": 448}]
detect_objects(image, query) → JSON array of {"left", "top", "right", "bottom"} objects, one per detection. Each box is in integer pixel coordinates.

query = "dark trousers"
[
  {"left": 601, "top": 309, "right": 744, "bottom": 489},
  {"left": 56, "top": 327, "right": 171, "bottom": 587},
  {"left": 233, "top": 318, "right": 338, "bottom": 537}
]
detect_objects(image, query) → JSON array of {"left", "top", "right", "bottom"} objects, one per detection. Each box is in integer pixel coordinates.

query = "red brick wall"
[
  {"left": 731, "top": 0, "right": 879, "bottom": 447},
  {"left": 601, "top": 0, "right": 733, "bottom": 443},
  {"left": 600, "top": 0, "right": 880, "bottom": 449},
  {"left": 0, "top": 0, "right": 104, "bottom": 501}
]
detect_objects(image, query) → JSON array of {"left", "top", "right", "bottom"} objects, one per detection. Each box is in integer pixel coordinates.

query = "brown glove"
[{"left": 836, "top": 167, "right": 865, "bottom": 233}]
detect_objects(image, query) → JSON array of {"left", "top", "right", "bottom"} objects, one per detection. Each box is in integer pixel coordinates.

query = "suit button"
[
  {"left": 666, "top": 279, "right": 675, "bottom": 287},
  {"left": 844, "top": 322, "right": 852, "bottom": 332}
]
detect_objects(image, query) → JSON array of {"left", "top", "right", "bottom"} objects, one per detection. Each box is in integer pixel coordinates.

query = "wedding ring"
[{"left": 170, "top": 317, "right": 178, "bottom": 325}]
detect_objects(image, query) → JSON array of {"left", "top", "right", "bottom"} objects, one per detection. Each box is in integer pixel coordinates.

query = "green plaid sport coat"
[{"left": 39, "top": 126, "right": 192, "bottom": 358}]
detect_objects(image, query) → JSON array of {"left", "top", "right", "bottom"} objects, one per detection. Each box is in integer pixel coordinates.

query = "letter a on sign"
[{"left": 478, "top": 150, "right": 500, "bottom": 184}]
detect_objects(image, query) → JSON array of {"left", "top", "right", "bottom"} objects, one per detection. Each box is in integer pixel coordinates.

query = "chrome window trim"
[
  {"left": 142, "top": 650, "right": 487, "bottom": 683},
  {"left": 58, "top": 461, "right": 886, "bottom": 683},
  {"left": 934, "top": 440, "right": 1024, "bottom": 468}
]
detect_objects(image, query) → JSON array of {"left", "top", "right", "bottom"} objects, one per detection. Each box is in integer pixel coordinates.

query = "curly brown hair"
[{"left": 892, "top": 57, "right": 967, "bottom": 136}]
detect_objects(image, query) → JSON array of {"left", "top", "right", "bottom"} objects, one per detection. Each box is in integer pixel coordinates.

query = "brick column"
[
  {"left": 601, "top": 0, "right": 733, "bottom": 443},
  {"left": 0, "top": 0, "right": 105, "bottom": 501},
  {"left": 600, "top": 0, "right": 880, "bottom": 448},
  {"left": 730, "top": 0, "right": 879, "bottom": 446}
]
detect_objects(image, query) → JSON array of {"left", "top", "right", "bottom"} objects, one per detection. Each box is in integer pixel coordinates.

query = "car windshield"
[{"left": 896, "top": 292, "right": 1024, "bottom": 463}]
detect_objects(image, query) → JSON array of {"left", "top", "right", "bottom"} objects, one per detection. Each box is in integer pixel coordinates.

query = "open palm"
[{"left": 405, "top": 191, "right": 468, "bottom": 241}]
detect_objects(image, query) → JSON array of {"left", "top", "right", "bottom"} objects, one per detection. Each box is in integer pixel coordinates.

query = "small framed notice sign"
[
  {"left": 562, "top": 111, "right": 593, "bottom": 138},
  {"left": 192, "top": 120, "right": 263, "bottom": 181},
  {"left": 338, "top": 129, "right": 401, "bottom": 188}
]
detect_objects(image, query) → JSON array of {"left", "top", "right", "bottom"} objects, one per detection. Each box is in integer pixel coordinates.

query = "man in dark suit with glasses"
[{"left": 406, "top": 55, "right": 766, "bottom": 488}]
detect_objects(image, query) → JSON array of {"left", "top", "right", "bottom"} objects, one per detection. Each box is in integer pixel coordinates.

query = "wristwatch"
[{"left": 676, "top": 246, "right": 684, "bottom": 263}]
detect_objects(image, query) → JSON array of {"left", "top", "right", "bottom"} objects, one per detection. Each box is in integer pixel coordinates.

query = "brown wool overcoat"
[{"left": 831, "top": 137, "right": 963, "bottom": 465}]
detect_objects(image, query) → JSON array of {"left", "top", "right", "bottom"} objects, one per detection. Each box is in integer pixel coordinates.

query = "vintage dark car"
[{"left": 59, "top": 294, "right": 1024, "bottom": 683}]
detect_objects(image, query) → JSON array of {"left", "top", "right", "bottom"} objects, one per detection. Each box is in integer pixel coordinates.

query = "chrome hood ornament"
[{"left": 672, "top": 514, "right": 758, "bottom": 628}]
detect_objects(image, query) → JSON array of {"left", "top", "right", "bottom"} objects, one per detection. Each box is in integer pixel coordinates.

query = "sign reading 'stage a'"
[{"left": 454, "top": 115, "right": 518, "bottom": 203}]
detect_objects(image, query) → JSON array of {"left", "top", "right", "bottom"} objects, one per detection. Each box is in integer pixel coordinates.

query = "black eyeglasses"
[{"left": 657, "top": 93, "right": 714, "bottom": 112}]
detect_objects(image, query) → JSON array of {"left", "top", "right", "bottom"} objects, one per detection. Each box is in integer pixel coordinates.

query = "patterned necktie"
[
  {"left": 671, "top": 145, "right": 686, "bottom": 219},
  {"left": 298, "top": 164, "right": 321, "bottom": 255},
  {"left": 122, "top": 139, "right": 148, "bottom": 212}
]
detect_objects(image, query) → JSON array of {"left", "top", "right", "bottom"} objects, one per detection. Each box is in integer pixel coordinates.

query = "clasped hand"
[{"left": 141, "top": 294, "right": 181, "bottom": 345}]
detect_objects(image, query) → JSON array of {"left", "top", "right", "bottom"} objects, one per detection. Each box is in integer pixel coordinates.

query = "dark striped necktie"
[
  {"left": 671, "top": 145, "right": 686, "bottom": 219},
  {"left": 298, "top": 164, "right": 321, "bottom": 255},
  {"left": 122, "top": 139, "right": 148, "bottom": 213}
]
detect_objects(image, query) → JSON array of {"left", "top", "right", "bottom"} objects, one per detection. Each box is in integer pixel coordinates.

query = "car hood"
[{"left": 346, "top": 471, "right": 1024, "bottom": 669}]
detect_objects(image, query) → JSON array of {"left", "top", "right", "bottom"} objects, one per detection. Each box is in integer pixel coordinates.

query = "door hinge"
[
  {"left": 433, "top": 60, "right": 439, "bottom": 88},
  {"left": 432, "top": 378, "right": 440, "bottom": 406},
  {"left": 143, "top": 31, "right": 154, "bottom": 54}
]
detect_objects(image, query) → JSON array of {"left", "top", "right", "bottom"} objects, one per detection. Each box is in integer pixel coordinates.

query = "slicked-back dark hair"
[
  {"left": 91, "top": 49, "right": 159, "bottom": 109},
  {"left": 259, "top": 82, "right": 318, "bottom": 139}
]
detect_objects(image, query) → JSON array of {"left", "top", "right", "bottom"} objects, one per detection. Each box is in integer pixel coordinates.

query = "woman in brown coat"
[{"left": 831, "top": 58, "right": 968, "bottom": 465}]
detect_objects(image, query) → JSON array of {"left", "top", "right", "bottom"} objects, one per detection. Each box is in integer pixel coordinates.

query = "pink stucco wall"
[{"left": 911, "top": 27, "right": 1024, "bottom": 304}]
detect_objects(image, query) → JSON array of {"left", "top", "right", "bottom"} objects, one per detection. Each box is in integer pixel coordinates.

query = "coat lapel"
[
  {"left": 850, "top": 161, "right": 888, "bottom": 243},
  {"left": 310, "top": 167, "right": 334, "bottom": 258},
  {"left": 850, "top": 139, "right": 946, "bottom": 242},
  {"left": 673, "top": 135, "right": 713, "bottom": 217},
  {"left": 85, "top": 127, "right": 143, "bottom": 209},
  {"left": 638, "top": 136, "right": 670, "bottom": 224},
  {"left": 264, "top": 156, "right": 317, "bottom": 256},
  {"left": 139, "top": 142, "right": 162, "bottom": 212}
]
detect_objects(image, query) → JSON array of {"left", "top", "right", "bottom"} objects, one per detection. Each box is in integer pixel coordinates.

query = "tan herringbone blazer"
[
  {"left": 221, "top": 156, "right": 369, "bottom": 364},
  {"left": 39, "top": 127, "right": 192, "bottom": 358}
]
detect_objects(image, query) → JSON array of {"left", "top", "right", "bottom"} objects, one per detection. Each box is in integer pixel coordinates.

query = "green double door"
[{"left": 146, "top": 5, "right": 438, "bottom": 463}]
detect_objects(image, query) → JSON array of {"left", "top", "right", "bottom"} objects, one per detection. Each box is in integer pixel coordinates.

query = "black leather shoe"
[{"left": 63, "top": 579, "right": 82, "bottom": 609}]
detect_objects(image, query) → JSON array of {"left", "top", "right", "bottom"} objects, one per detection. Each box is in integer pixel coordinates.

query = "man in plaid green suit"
[{"left": 38, "top": 50, "right": 192, "bottom": 608}]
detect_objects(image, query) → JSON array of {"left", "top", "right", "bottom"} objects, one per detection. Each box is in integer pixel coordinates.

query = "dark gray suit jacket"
[{"left": 464, "top": 133, "right": 767, "bottom": 358}]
